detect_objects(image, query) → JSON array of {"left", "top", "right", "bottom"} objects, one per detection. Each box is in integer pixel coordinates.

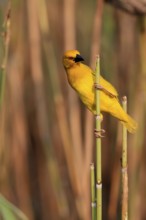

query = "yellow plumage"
[{"left": 63, "top": 50, "right": 137, "bottom": 133}]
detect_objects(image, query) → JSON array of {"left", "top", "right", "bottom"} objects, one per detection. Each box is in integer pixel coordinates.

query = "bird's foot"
[
  {"left": 94, "top": 83, "right": 116, "bottom": 98},
  {"left": 95, "top": 114, "right": 103, "bottom": 122},
  {"left": 94, "top": 129, "right": 106, "bottom": 138},
  {"left": 94, "top": 83, "right": 103, "bottom": 90}
]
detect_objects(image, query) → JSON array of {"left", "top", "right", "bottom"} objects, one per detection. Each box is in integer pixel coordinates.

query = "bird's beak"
[{"left": 74, "top": 54, "right": 84, "bottom": 63}]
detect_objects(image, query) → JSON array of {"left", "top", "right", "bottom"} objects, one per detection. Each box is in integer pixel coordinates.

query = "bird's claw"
[
  {"left": 94, "top": 83, "right": 116, "bottom": 98},
  {"left": 94, "top": 83, "right": 103, "bottom": 90},
  {"left": 94, "top": 129, "right": 105, "bottom": 138},
  {"left": 95, "top": 114, "right": 103, "bottom": 121}
]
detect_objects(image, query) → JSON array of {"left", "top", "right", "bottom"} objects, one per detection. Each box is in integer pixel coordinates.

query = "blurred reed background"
[{"left": 0, "top": 0, "right": 146, "bottom": 219}]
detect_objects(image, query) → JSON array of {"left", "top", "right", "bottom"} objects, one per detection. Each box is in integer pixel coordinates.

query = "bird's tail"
[
  {"left": 121, "top": 114, "right": 137, "bottom": 133},
  {"left": 109, "top": 102, "right": 137, "bottom": 133}
]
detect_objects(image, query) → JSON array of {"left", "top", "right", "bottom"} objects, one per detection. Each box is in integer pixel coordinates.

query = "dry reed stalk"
[
  {"left": 108, "top": 124, "right": 122, "bottom": 220},
  {"left": 5, "top": 2, "right": 34, "bottom": 218},
  {"left": 26, "top": 0, "right": 49, "bottom": 138},
  {"left": 63, "top": 0, "right": 87, "bottom": 218},
  {"left": 129, "top": 17, "right": 146, "bottom": 220},
  {"left": 63, "top": 0, "right": 83, "bottom": 181},
  {"left": 37, "top": 0, "right": 80, "bottom": 203},
  {"left": 114, "top": 11, "right": 139, "bottom": 220},
  {"left": 11, "top": 0, "right": 60, "bottom": 218},
  {"left": 90, "top": 0, "right": 104, "bottom": 69},
  {"left": 136, "top": 18, "right": 146, "bottom": 219},
  {"left": 25, "top": 4, "right": 57, "bottom": 218}
]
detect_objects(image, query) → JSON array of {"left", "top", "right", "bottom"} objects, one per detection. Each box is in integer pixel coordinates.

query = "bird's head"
[{"left": 63, "top": 50, "right": 84, "bottom": 69}]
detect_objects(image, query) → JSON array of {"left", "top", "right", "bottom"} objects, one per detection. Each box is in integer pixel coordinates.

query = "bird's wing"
[{"left": 92, "top": 72, "right": 118, "bottom": 98}]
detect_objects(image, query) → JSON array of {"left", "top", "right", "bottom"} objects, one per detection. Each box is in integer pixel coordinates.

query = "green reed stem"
[
  {"left": 121, "top": 96, "right": 128, "bottom": 220},
  {"left": 122, "top": 96, "right": 127, "bottom": 168},
  {"left": 95, "top": 55, "right": 102, "bottom": 220},
  {"left": 0, "top": 7, "right": 10, "bottom": 107},
  {"left": 90, "top": 163, "right": 96, "bottom": 220}
]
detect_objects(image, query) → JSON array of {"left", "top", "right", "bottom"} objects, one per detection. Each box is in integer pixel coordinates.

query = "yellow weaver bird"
[{"left": 63, "top": 50, "right": 137, "bottom": 133}]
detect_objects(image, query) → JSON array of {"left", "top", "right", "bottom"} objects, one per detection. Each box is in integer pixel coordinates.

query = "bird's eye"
[{"left": 68, "top": 56, "right": 74, "bottom": 60}]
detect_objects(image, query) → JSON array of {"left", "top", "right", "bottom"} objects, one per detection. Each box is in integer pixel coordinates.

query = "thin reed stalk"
[
  {"left": 90, "top": 163, "right": 96, "bottom": 220},
  {"left": 0, "top": 6, "right": 10, "bottom": 107},
  {"left": 121, "top": 96, "right": 128, "bottom": 220},
  {"left": 95, "top": 55, "right": 102, "bottom": 220},
  {"left": 83, "top": 1, "right": 104, "bottom": 217},
  {"left": 108, "top": 123, "right": 122, "bottom": 220},
  {"left": 37, "top": 3, "right": 81, "bottom": 218}
]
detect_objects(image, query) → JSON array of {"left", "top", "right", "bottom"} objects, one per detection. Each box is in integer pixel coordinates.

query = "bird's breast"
[
  {"left": 67, "top": 68, "right": 93, "bottom": 94},
  {"left": 66, "top": 67, "right": 95, "bottom": 111}
]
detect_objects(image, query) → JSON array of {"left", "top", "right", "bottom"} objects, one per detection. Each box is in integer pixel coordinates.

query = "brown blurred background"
[{"left": 0, "top": 0, "right": 146, "bottom": 219}]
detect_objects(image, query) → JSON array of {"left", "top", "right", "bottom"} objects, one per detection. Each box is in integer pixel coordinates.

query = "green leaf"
[{"left": 0, "top": 194, "right": 28, "bottom": 220}]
